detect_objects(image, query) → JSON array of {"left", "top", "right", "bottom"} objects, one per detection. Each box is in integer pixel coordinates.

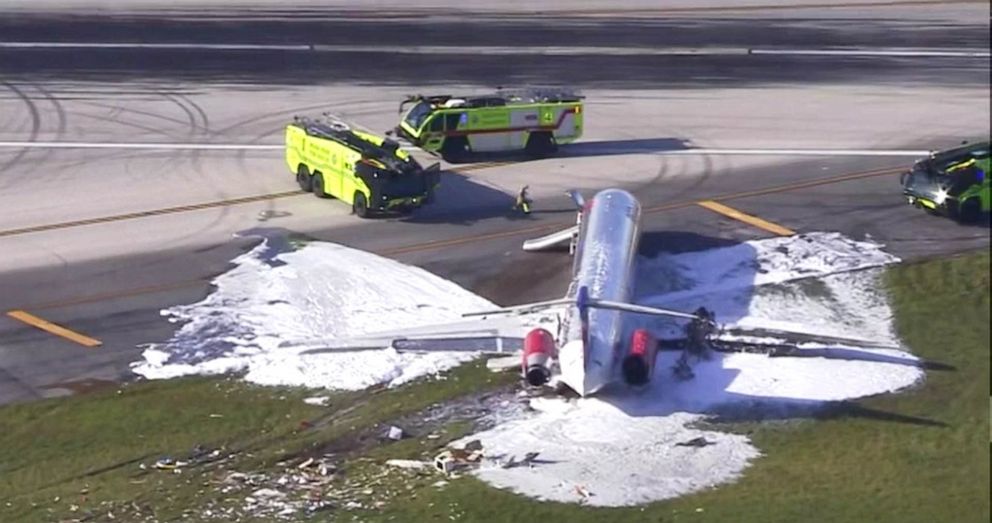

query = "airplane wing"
[
  {"left": 714, "top": 324, "right": 901, "bottom": 350},
  {"left": 300, "top": 333, "right": 524, "bottom": 356},
  {"left": 287, "top": 314, "right": 550, "bottom": 356},
  {"left": 522, "top": 225, "right": 579, "bottom": 252}
]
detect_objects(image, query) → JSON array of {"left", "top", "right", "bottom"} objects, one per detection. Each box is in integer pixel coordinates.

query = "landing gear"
[{"left": 671, "top": 307, "right": 717, "bottom": 380}]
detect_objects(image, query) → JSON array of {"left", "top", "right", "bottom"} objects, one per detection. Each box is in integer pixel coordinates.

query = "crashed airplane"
[{"left": 299, "top": 188, "right": 899, "bottom": 397}]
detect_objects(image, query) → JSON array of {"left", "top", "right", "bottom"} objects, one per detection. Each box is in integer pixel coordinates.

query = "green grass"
[
  {"left": 361, "top": 251, "right": 991, "bottom": 523},
  {"left": 0, "top": 252, "right": 988, "bottom": 523},
  {"left": 0, "top": 363, "right": 515, "bottom": 522}
]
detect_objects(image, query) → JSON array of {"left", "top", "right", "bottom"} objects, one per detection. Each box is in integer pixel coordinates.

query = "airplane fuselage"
[{"left": 556, "top": 188, "right": 642, "bottom": 396}]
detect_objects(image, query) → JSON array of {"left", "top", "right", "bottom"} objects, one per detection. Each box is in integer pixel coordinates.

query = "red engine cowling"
[
  {"left": 621, "top": 328, "right": 657, "bottom": 386},
  {"left": 521, "top": 328, "right": 557, "bottom": 386}
]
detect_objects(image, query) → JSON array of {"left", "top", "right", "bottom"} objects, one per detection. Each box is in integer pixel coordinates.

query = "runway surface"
[{"left": 0, "top": 0, "right": 988, "bottom": 404}]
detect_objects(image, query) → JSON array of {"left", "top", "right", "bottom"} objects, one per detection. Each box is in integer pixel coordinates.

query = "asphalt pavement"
[{"left": 0, "top": 1, "right": 988, "bottom": 405}]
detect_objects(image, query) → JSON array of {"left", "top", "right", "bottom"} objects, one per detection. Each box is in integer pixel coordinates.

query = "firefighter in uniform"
[{"left": 513, "top": 185, "right": 533, "bottom": 214}]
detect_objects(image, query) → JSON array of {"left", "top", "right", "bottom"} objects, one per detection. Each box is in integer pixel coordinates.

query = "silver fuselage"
[{"left": 556, "top": 189, "right": 641, "bottom": 396}]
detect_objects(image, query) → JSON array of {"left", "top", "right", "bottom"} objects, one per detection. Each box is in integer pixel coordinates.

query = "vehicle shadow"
[
  {"left": 600, "top": 230, "right": 949, "bottom": 427},
  {"left": 438, "top": 137, "right": 692, "bottom": 165},
  {"left": 399, "top": 169, "right": 525, "bottom": 225},
  {"left": 956, "top": 212, "right": 991, "bottom": 228}
]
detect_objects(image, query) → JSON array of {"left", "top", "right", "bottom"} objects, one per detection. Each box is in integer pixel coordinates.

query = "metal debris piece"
[
  {"left": 385, "top": 459, "right": 430, "bottom": 470},
  {"left": 676, "top": 436, "right": 713, "bottom": 448}
]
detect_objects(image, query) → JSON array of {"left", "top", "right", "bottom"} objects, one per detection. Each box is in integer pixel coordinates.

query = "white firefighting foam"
[{"left": 133, "top": 232, "right": 922, "bottom": 506}]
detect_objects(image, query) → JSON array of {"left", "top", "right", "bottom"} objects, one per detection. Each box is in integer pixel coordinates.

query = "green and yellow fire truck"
[
  {"left": 286, "top": 115, "right": 440, "bottom": 218},
  {"left": 392, "top": 88, "right": 584, "bottom": 161},
  {"left": 901, "top": 141, "right": 990, "bottom": 223}
]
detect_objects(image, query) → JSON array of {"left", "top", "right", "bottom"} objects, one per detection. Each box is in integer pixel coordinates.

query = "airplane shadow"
[
  {"left": 598, "top": 230, "right": 951, "bottom": 428},
  {"left": 776, "top": 347, "right": 957, "bottom": 371}
]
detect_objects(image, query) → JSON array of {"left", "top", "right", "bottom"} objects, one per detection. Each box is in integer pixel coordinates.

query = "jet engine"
[
  {"left": 521, "top": 328, "right": 557, "bottom": 386},
  {"left": 621, "top": 328, "right": 657, "bottom": 386}
]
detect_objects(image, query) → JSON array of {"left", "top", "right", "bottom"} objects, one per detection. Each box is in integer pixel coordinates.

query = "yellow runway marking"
[
  {"left": 0, "top": 190, "right": 304, "bottom": 238},
  {"left": 696, "top": 200, "right": 796, "bottom": 236},
  {"left": 6, "top": 310, "right": 102, "bottom": 347},
  {"left": 17, "top": 165, "right": 901, "bottom": 311},
  {"left": 0, "top": 164, "right": 513, "bottom": 239}
]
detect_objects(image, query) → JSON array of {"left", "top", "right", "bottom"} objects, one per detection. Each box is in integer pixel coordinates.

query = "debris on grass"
[
  {"left": 485, "top": 356, "right": 519, "bottom": 372},
  {"left": 385, "top": 459, "right": 431, "bottom": 470},
  {"left": 304, "top": 396, "right": 331, "bottom": 406},
  {"left": 386, "top": 425, "right": 405, "bottom": 440}
]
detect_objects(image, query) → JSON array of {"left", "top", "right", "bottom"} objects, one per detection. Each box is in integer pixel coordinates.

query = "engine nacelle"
[
  {"left": 621, "top": 328, "right": 657, "bottom": 386},
  {"left": 521, "top": 328, "right": 557, "bottom": 386}
]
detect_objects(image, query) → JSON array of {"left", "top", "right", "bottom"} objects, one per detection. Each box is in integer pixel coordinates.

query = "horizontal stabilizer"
[{"left": 522, "top": 226, "right": 579, "bottom": 252}]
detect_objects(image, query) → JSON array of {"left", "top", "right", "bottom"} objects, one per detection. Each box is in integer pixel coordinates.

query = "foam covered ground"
[{"left": 133, "top": 232, "right": 923, "bottom": 506}]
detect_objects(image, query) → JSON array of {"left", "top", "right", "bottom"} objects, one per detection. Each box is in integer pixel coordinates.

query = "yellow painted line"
[
  {"left": 696, "top": 200, "right": 796, "bottom": 236},
  {"left": 19, "top": 165, "right": 901, "bottom": 311},
  {"left": 6, "top": 310, "right": 102, "bottom": 347},
  {"left": 0, "top": 164, "right": 515, "bottom": 240},
  {"left": 0, "top": 190, "right": 304, "bottom": 238}
]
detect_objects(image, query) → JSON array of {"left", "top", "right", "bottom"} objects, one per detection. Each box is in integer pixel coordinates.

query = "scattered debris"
[
  {"left": 225, "top": 472, "right": 248, "bottom": 483},
  {"left": 251, "top": 488, "right": 286, "bottom": 500},
  {"left": 676, "top": 437, "right": 714, "bottom": 448},
  {"left": 154, "top": 457, "right": 187, "bottom": 471},
  {"left": 486, "top": 356, "right": 519, "bottom": 372},
  {"left": 303, "top": 396, "right": 331, "bottom": 406},
  {"left": 385, "top": 459, "right": 430, "bottom": 470},
  {"left": 386, "top": 425, "right": 404, "bottom": 441},
  {"left": 434, "top": 440, "right": 488, "bottom": 475},
  {"left": 434, "top": 451, "right": 459, "bottom": 475}
]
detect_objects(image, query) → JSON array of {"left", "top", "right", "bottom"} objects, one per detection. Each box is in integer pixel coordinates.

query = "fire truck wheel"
[
  {"left": 525, "top": 132, "right": 556, "bottom": 158},
  {"left": 313, "top": 173, "right": 328, "bottom": 199},
  {"left": 296, "top": 165, "right": 312, "bottom": 192},
  {"left": 353, "top": 192, "right": 370, "bottom": 218},
  {"left": 957, "top": 198, "right": 981, "bottom": 223}
]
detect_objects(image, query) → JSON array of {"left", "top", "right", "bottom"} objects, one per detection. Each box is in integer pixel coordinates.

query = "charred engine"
[{"left": 621, "top": 328, "right": 657, "bottom": 386}]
